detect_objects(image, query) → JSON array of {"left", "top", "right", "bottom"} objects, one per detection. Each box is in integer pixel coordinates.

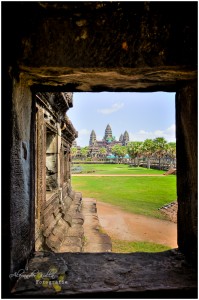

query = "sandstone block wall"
[
  {"left": 35, "top": 92, "right": 84, "bottom": 253},
  {"left": 10, "top": 79, "right": 35, "bottom": 274},
  {"left": 176, "top": 83, "right": 198, "bottom": 261},
  {"left": 41, "top": 190, "right": 84, "bottom": 252},
  {"left": 1, "top": 2, "right": 197, "bottom": 284}
]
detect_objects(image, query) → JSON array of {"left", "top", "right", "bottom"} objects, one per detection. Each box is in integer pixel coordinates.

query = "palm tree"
[
  {"left": 167, "top": 142, "right": 176, "bottom": 168},
  {"left": 142, "top": 139, "right": 154, "bottom": 169},
  {"left": 118, "top": 146, "right": 128, "bottom": 163},
  {"left": 127, "top": 141, "right": 143, "bottom": 166},
  {"left": 153, "top": 137, "right": 168, "bottom": 170}
]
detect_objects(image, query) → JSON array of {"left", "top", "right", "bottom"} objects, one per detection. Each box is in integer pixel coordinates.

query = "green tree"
[
  {"left": 80, "top": 146, "right": 89, "bottom": 161},
  {"left": 167, "top": 142, "right": 176, "bottom": 168},
  {"left": 153, "top": 137, "right": 168, "bottom": 169},
  {"left": 127, "top": 141, "right": 143, "bottom": 166},
  {"left": 71, "top": 147, "right": 78, "bottom": 159},
  {"left": 111, "top": 145, "right": 127, "bottom": 163},
  {"left": 142, "top": 139, "right": 154, "bottom": 169}
]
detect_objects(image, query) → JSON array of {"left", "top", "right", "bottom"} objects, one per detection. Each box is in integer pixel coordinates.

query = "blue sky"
[{"left": 67, "top": 92, "right": 176, "bottom": 147}]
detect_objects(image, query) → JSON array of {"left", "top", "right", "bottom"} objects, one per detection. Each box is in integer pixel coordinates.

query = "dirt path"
[{"left": 96, "top": 201, "right": 177, "bottom": 248}]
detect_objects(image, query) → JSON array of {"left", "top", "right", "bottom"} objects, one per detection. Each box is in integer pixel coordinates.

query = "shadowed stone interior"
[
  {"left": 12, "top": 251, "right": 197, "bottom": 297},
  {"left": 2, "top": 1, "right": 197, "bottom": 297}
]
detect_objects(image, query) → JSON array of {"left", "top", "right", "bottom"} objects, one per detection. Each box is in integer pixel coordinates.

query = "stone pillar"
[
  {"left": 10, "top": 78, "right": 34, "bottom": 273},
  {"left": 176, "top": 82, "right": 197, "bottom": 262},
  {"left": 35, "top": 106, "right": 46, "bottom": 250},
  {"left": 57, "top": 123, "right": 61, "bottom": 188}
]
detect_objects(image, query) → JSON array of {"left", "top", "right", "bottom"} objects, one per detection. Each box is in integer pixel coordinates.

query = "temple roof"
[{"left": 90, "top": 130, "right": 96, "bottom": 137}]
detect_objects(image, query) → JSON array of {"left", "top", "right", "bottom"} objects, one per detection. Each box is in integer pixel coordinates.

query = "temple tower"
[
  {"left": 119, "top": 134, "right": 124, "bottom": 142},
  {"left": 123, "top": 130, "right": 129, "bottom": 145},
  {"left": 104, "top": 124, "right": 112, "bottom": 141},
  {"left": 89, "top": 130, "right": 97, "bottom": 146}
]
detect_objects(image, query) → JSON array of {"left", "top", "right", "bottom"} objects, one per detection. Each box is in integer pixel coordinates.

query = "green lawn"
[
  {"left": 112, "top": 239, "right": 171, "bottom": 253},
  {"left": 72, "top": 175, "right": 176, "bottom": 219},
  {"left": 72, "top": 164, "right": 165, "bottom": 175}
]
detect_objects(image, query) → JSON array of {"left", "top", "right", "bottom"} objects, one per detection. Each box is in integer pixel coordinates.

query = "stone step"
[{"left": 82, "top": 198, "right": 112, "bottom": 253}]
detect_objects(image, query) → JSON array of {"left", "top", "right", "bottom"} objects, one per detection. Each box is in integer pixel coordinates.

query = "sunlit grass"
[
  {"left": 72, "top": 163, "right": 165, "bottom": 175},
  {"left": 72, "top": 176, "right": 176, "bottom": 219},
  {"left": 111, "top": 239, "right": 171, "bottom": 253}
]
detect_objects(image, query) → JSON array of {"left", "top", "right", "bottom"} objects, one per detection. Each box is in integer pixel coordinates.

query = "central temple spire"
[
  {"left": 104, "top": 124, "right": 112, "bottom": 141},
  {"left": 88, "top": 125, "right": 130, "bottom": 149}
]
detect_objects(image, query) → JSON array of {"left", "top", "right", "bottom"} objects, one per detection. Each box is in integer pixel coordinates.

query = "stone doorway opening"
[
  {"left": 67, "top": 92, "right": 177, "bottom": 253},
  {"left": 34, "top": 90, "right": 177, "bottom": 254}
]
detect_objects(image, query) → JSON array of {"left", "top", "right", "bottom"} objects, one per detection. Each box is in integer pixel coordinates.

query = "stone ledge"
[{"left": 12, "top": 250, "right": 197, "bottom": 297}]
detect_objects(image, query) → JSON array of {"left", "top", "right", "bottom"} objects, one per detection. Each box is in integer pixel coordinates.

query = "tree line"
[{"left": 71, "top": 137, "right": 176, "bottom": 169}]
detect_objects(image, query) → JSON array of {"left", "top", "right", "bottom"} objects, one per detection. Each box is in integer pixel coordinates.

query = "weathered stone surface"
[
  {"left": 62, "top": 196, "right": 72, "bottom": 211},
  {"left": 61, "top": 237, "right": 82, "bottom": 247},
  {"left": 59, "top": 245, "right": 82, "bottom": 253},
  {"left": 63, "top": 214, "right": 72, "bottom": 227},
  {"left": 5, "top": 3, "right": 197, "bottom": 68},
  {"left": 164, "top": 168, "right": 176, "bottom": 175},
  {"left": 41, "top": 191, "right": 84, "bottom": 252},
  {"left": 10, "top": 79, "right": 34, "bottom": 274},
  {"left": 46, "top": 174, "right": 58, "bottom": 191},
  {"left": 159, "top": 201, "right": 178, "bottom": 223},
  {"left": 43, "top": 198, "right": 84, "bottom": 251},
  {"left": 52, "top": 224, "right": 68, "bottom": 239},
  {"left": 176, "top": 83, "right": 198, "bottom": 262},
  {"left": 12, "top": 250, "right": 197, "bottom": 297},
  {"left": 3, "top": 2, "right": 196, "bottom": 91},
  {"left": 21, "top": 67, "right": 197, "bottom": 92},
  {"left": 33, "top": 91, "right": 83, "bottom": 253},
  {"left": 46, "top": 234, "right": 62, "bottom": 251},
  {"left": 82, "top": 198, "right": 112, "bottom": 253},
  {"left": 71, "top": 217, "right": 84, "bottom": 225},
  {"left": 2, "top": 2, "right": 197, "bottom": 297},
  {"left": 67, "top": 226, "right": 84, "bottom": 238}
]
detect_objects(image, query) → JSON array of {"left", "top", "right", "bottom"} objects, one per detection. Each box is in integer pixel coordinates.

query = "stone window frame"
[
  {"left": 34, "top": 85, "right": 196, "bottom": 258},
  {"left": 60, "top": 140, "right": 71, "bottom": 184},
  {"left": 1, "top": 4, "right": 197, "bottom": 296},
  {"left": 45, "top": 122, "right": 59, "bottom": 193}
]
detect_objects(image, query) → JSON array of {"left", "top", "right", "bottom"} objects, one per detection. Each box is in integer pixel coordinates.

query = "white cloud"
[
  {"left": 139, "top": 130, "right": 147, "bottom": 134},
  {"left": 154, "top": 130, "right": 164, "bottom": 136},
  {"left": 76, "top": 129, "right": 90, "bottom": 146},
  {"left": 78, "top": 129, "right": 90, "bottom": 135},
  {"left": 129, "top": 124, "right": 176, "bottom": 142},
  {"left": 165, "top": 124, "right": 175, "bottom": 134},
  {"left": 97, "top": 103, "right": 124, "bottom": 115}
]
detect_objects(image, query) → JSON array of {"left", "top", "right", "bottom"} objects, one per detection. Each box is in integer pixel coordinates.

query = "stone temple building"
[
  {"left": 2, "top": 2, "right": 197, "bottom": 297},
  {"left": 89, "top": 124, "right": 129, "bottom": 158},
  {"left": 35, "top": 92, "right": 84, "bottom": 253}
]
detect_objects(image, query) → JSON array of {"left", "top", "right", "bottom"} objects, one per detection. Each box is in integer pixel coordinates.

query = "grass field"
[
  {"left": 98, "top": 226, "right": 172, "bottom": 252},
  {"left": 71, "top": 164, "right": 176, "bottom": 219},
  {"left": 111, "top": 239, "right": 171, "bottom": 253},
  {"left": 72, "top": 163, "right": 165, "bottom": 175}
]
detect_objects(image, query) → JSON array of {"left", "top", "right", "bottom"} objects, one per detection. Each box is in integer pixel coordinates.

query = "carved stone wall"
[
  {"left": 1, "top": 2, "right": 197, "bottom": 294},
  {"left": 35, "top": 92, "right": 84, "bottom": 253},
  {"left": 10, "top": 79, "right": 35, "bottom": 274},
  {"left": 176, "top": 83, "right": 198, "bottom": 262}
]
